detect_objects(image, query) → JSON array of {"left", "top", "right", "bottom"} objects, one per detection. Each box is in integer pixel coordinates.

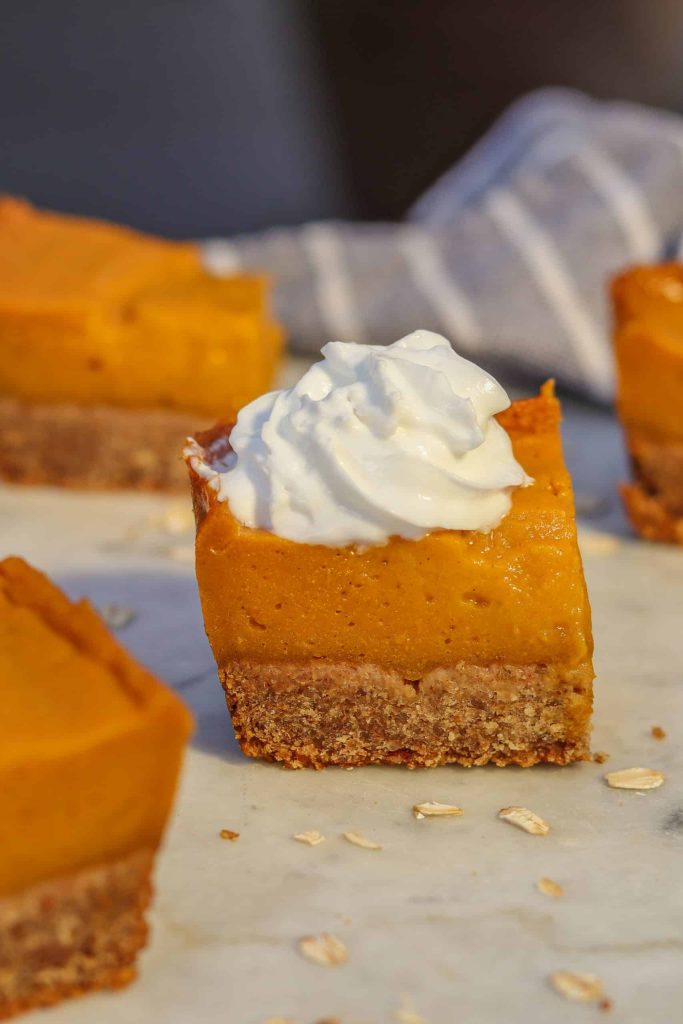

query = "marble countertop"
[{"left": 3, "top": 393, "right": 682, "bottom": 1024}]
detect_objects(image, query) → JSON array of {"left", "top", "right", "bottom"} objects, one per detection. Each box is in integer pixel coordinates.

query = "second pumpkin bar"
[{"left": 0, "top": 196, "right": 282, "bottom": 491}]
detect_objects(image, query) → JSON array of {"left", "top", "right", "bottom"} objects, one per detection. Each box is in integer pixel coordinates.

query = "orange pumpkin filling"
[{"left": 0, "top": 196, "right": 282, "bottom": 418}]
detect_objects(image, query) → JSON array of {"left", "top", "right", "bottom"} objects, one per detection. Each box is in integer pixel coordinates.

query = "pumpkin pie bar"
[
  {"left": 0, "top": 557, "right": 192, "bottom": 1019},
  {"left": 0, "top": 196, "right": 282, "bottom": 490},
  {"left": 612, "top": 263, "right": 683, "bottom": 544},
  {"left": 186, "top": 331, "right": 594, "bottom": 768}
]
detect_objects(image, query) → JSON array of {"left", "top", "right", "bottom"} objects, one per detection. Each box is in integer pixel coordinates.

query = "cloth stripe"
[
  {"left": 300, "top": 223, "right": 367, "bottom": 342},
  {"left": 398, "top": 228, "right": 481, "bottom": 350},
  {"left": 574, "top": 145, "right": 659, "bottom": 261},
  {"left": 408, "top": 89, "right": 591, "bottom": 225},
  {"left": 217, "top": 91, "right": 683, "bottom": 402},
  {"left": 485, "top": 187, "right": 613, "bottom": 396}
]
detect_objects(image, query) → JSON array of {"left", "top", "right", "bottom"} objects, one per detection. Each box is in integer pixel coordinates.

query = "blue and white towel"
[{"left": 203, "top": 89, "right": 683, "bottom": 403}]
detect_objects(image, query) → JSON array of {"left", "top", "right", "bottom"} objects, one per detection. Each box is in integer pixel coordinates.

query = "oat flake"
[
  {"left": 550, "top": 970, "right": 603, "bottom": 1002},
  {"left": 293, "top": 830, "right": 326, "bottom": 846},
  {"left": 605, "top": 767, "right": 664, "bottom": 790},
  {"left": 99, "top": 603, "right": 137, "bottom": 630},
  {"left": 498, "top": 806, "right": 550, "bottom": 835},
  {"left": 413, "top": 801, "right": 463, "bottom": 818},
  {"left": 343, "top": 831, "right": 382, "bottom": 850},
  {"left": 537, "top": 877, "right": 564, "bottom": 898},
  {"left": 298, "top": 933, "right": 348, "bottom": 967}
]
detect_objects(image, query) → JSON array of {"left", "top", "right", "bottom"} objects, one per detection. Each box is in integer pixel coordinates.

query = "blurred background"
[{"left": 3, "top": 0, "right": 683, "bottom": 238}]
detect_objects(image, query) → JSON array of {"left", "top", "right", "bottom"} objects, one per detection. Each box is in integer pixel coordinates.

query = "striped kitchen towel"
[{"left": 203, "top": 89, "right": 683, "bottom": 402}]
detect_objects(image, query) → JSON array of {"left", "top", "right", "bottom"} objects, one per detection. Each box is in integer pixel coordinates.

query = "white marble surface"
[{"left": 3, "top": 397, "right": 683, "bottom": 1024}]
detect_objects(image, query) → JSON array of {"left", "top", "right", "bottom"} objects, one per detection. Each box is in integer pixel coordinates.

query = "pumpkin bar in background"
[
  {"left": 612, "top": 264, "right": 683, "bottom": 544},
  {"left": 0, "top": 557, "right": 192, "bottom": 1019},
  {"left": 186, "top": 331, "right": 594, "bottom": 769},
  {"left": 0, "top": 197, "right": 282, "bottom": 491}
]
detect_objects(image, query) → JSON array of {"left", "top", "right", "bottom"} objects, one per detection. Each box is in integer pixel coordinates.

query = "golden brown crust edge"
[
  {"left": 218, "top": 659, "right": 593, "bottom": 769},
  {"left": 0, "top": 396, "right": 204, "bottom": 491},
  {"left": 621, "top": 484, "right": 683, "bottom": 545},
  {"left": 0, "top": 848, "right": 154, "bottom": 1020},
  {"left": 621, "top": 433, "right": 683, "bottom": 545}
]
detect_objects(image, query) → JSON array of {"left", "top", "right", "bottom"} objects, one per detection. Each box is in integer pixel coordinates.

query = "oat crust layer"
[
  {"left": 622, "top": 434, "right": 683, "bottom": 545},
  {"left": 0, "top": 396, "right": 199, "bottom": 491},
  {"left": 0, "top": 849, "right": 153, "bottom": 1020},
  {"left": 219, "top": 659, "right": 593, "bottom": 769}
]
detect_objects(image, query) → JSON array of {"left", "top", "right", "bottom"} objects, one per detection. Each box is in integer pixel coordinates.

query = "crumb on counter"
[{"left": 537, "top": 877, "right": 564, "bottom": 898}]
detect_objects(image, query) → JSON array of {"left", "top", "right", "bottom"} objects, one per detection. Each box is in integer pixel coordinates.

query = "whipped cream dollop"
[{"left": 192, "top": 330, "right": 532, "bottom": 546}]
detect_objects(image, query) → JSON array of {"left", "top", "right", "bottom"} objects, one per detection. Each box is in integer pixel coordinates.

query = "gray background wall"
[
  {"left": 2, "top": 0, "right": 683, "bottom": 237},
  {"left": 0, "top": 0, "right": 353, "bottom": 236}
]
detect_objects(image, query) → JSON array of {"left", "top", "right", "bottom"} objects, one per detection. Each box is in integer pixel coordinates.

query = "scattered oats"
[
  {"left": 293, "top": 830, "right": 326, "bottom": 846},
  {"left": 315, "top": 1018, "right": 341, "bottom": 1024},
  {"left": 123, "top": 523, "right": 142, "bottom": 542},
  {"left": 578, "top": 530, "right": 620, "bottom": 556},
  {"left": 537, "top": 877, "right": 564, "bottom": 898},
  {"left": 219, "top": 829, "right": 240, "bottom": 841},
  {"left": 298, "top": 933, "right": 348, "bottom": 967},
  {"left": 166, "top": 544, "right": 195, "bottom": 563},
  {"left": 156, "top": 502, "right": 195, "bottom": 535},
  {"left": 599, "top": 997, "right": 614, "bottom": 1013},
  {"left": 413, "top": 801, "right": 463, "bottom": 818},
  {"left": 394, "top": 993, "right": 427, "bottom": 1023},
  {"left": 593, "top": 750, "right": 610, "bottom": 764},
  {"left": 99, "top": 603, "right": 136, "bottom": 630},
  {"left": 605, "top": 767, "right": 664, "bottom": 790},
  {"left": 651, "top": 725, "right": 667, "bottom": 740},
  {"left": 343, "top": 831, "right": 383, "bottom": 850},
  {"left": 574, "top": 494, "right": 609, "bottom": 519},
  {"left": 264, "top": 1018, "right": 297, "bottom": 1024},
  {"left": 498, "top": 806, "right": 550, "bottom": 835},
  {"left": 550, "top": 971, "right": 604, "bottom": 1003}
]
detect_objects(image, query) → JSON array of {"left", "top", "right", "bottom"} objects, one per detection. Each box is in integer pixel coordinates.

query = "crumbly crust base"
[
  {"left": 622, "top": 434, "right": 683, "bottom": 545},
  {"left": 0, "top": 396, "right": 201, "bottom": 491},
  {"left": 218, "top": 660, "right": 593, "bottom": 769},
  {"left": 621, "top": 484, "right": 683, "bottom": 545},
  {"left": 0, "top": 849, "right": 153, "bottom": 1020}
]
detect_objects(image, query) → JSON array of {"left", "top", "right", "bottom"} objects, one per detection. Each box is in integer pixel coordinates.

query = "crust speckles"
[
  {"left": 0, "top": 396, "right": 201, "bottom": 491},
  {"left": 215, "top": 659, "right": 593, "bottom": 769},
  {"left": 620, "top": 435, "right": 683, "bottom": 545},
  {"left": 0, "top": 849, "right": 153, "bottom": 1020}
]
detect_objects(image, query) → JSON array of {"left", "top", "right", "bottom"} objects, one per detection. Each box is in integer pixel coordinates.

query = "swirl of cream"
[{"left": 196, "top": 330, "right": 532, "bottom": 546}]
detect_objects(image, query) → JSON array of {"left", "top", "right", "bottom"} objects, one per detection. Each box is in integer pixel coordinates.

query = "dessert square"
[
  {"left": 186, "top": 341, "right": 594, "bottom": 769},
  {"left": 612, "top": 264, "right": 683, "bottom": 543},
  {"left": 0, "top": 196, "right": 282, "bottom": 490},
  {"left": 0, "top": 557, "right": 192, "bottom": 1018}
]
